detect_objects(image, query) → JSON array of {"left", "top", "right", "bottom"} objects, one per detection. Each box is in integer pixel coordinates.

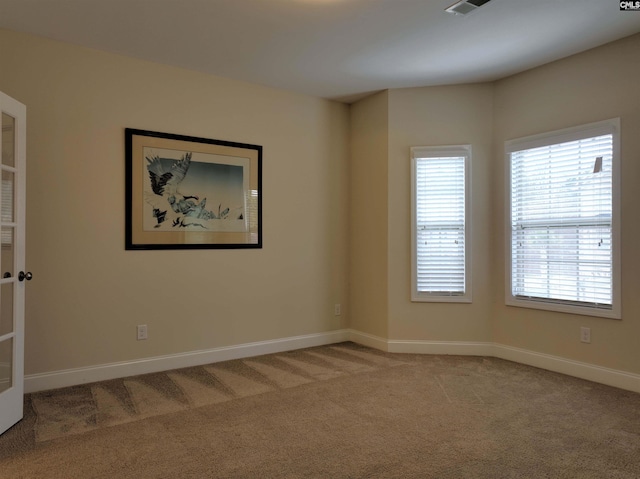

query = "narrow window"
[
  {"left": 411, "top": 145, "right": 471, "bottom": 302},
  {"left": 506, "top": 119, "right": 620, "bottom": 318}
]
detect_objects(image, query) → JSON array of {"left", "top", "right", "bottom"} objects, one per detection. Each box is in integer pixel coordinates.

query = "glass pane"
[
  {"left": 2, "top": 113, "right": 15, "bottom": 168},
  {"left": 0, "top": 337, "right": 12, "bottom": 394},
  {"left": 0, "top": 282, "right": 14, "bottom": 336},
  {"left": 1, "top": 170, "right": 14, "bottom": 224},
  {"left": 1, "top": 227, "right": 14, "bottom": 279}
]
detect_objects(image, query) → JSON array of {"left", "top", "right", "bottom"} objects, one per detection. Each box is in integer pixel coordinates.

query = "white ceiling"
[{"left": 1, "top": 0, "right": 639, "bottom": 103}]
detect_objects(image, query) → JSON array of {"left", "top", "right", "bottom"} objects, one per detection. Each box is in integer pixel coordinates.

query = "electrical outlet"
[
  {"left": 580, "top": 326, "right": 591, "bottom": 344},
  {"left": 137, "top": 324, "right": 148, "bottom": 341},
  {"left": 334, "top": 304, "right": 341, "bottom": 316}
]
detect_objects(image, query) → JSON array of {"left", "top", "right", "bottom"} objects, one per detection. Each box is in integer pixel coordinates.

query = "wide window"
[
  {"left": 506, "top": 119, "right": 620, "bottom": 318},
  {"left": 411, "top": 145, "right": 471, "bottom": 302}
]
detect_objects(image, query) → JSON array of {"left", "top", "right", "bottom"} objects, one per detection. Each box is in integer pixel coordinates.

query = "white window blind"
[
  {"left": 411, "top": 146, "right": 471, "bottom": 302},
  {"left": 507, "top": 119, "right": 620, "bottom": 318}
]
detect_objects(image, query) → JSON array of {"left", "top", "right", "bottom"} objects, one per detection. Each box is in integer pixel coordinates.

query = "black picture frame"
[{"left": 125, "top": 128, "right": 262, "bottom": 250}]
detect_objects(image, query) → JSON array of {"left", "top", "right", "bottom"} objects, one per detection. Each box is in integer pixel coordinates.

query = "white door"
[{"left": 0, "top": 91, "right": 27, "bottom": 436}]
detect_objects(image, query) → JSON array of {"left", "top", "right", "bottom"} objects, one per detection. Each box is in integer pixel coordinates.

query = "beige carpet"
[{"left": 1, "top": 342, "right": 640, "bottom": 478}]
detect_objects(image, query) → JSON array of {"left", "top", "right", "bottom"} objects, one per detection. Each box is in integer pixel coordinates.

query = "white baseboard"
[
  {"left": 388, "top": 339, "right": 494, "bottom": 356},
  {"left": 347, "top": 331, "right": 640, "bottom": 394},
  {"left": 492, "top": 344, "right": 640, "bottom": 394},
  {"left": 24, "top": 328, "right": 640, "bottom": 395},
  {"left": 346, "top": 330, "right": 390, "bottom": 351},
  {"left": 25, "top": 329, "right": 350, "bottom": 393}
]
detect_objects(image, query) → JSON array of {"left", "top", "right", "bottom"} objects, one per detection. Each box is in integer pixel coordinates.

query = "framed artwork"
[{"left": 125, "top": 128, "right": 262, "bottom": 250}]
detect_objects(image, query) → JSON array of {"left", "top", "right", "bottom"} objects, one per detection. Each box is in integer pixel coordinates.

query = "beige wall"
[
  {"left": 387, "top": 85, "right": 494, "bottom": 342},
  {"left": 349, "top": 85, "right": 494, "bottom": 344},
  {"left": 349, "top": 33, "right": 640, "bottom": 375},
  {"left": 349, "top": 91, "right": 389, "bottom": 338},
  {"left": 0, "top": 29, "right": 350, "bottom": 375},
  {"left": 2, "top": 25, "right": 639, "bottom": 381},
  {"left": 492, "top": 33, "right": 640, "bottom": 374}
]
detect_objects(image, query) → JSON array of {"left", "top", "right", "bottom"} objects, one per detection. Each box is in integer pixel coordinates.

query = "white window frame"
[
  {"left": 505, "top": 119, "right": 621, "bottom": 319},
  {"left": 411, "top": 145, "right": 472, "bottom": 303}
]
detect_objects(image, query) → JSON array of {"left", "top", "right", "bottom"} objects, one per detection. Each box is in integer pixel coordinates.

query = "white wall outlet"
[
  {"left": 137, "top": 324, "right": 148, "bottom": 341},
  {"left": 334, "top": 303, "right": 341, "bottom": 316},
  {"left": 580, "top": 326, "right": 591, "bottom": 344}
]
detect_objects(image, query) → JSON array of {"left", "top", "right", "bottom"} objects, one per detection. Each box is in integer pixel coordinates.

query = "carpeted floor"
[{"left": 1, "top": 342, "right": 640, "bottom": 478}]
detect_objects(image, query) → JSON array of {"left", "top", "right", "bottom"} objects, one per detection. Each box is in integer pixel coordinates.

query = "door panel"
[
  {"left": 0, "top": 338, "right": 13, "bottom": 395},
  {"left": 0, "top": 283, "right": 14, "bottom": 336},
  {"left": 0, "top": 92, "right": 26, "bottom": 436}
]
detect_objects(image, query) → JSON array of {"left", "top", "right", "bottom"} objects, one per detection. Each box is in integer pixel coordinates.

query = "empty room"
[{"left": 1, "top": 0, "right": 640, "bottom": 477}]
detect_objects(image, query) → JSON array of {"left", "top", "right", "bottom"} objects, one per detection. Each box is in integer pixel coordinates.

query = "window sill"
[
  {"left": 505, "top": 296, "right": 620, "bottom": 319},
  {"left": 412, "top": 293, "right": 472, "bottom": 303}
]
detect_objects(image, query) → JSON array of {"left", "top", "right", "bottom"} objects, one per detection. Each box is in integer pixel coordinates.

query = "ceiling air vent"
[{"left": 445, "top": 0, "right": 492, "bottom": 16}]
